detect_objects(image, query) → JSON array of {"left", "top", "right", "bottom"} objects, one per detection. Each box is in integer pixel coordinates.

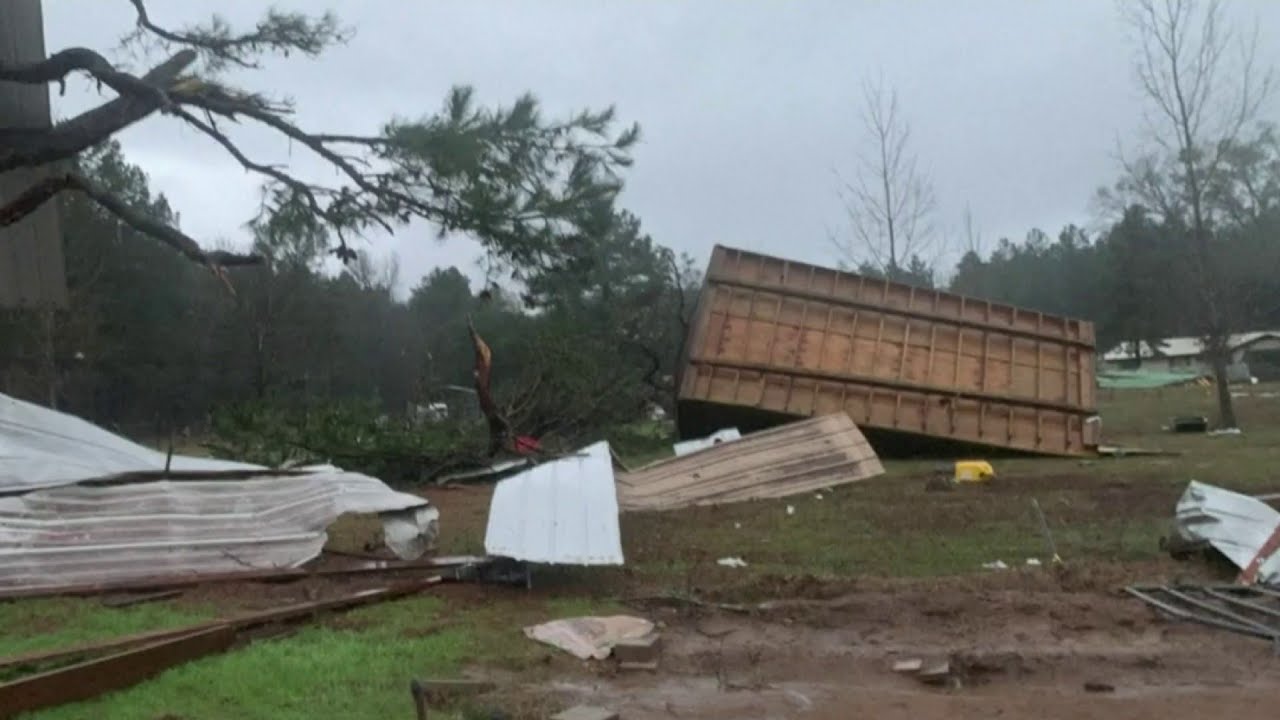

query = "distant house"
[{"left": 1102, "top": 331, "right": 1280, "bottom": 381}]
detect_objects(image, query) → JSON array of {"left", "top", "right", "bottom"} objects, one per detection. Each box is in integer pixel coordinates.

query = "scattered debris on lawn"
[
  {"left": 408, "top": 677, "right": 497, "bottom": 706},
  {"left": 717, "top": 556, "right": 748, "bottom": 568},
  {"left": 551, "top": 706, "right": 620, "bottom": 720},
  {"left": 1209, "top": 427, "right": 1244, "bottom": 437},
  {"left": 524, "top": 616, "right": 655, "bottom": 660},
  {"left": 673, "top": 427, "right": 741, "bottom": 456},
  {"left": 1169, "top": 415, "right": 1209, "bottom": 433},
  {"left": 434, "top": 457, "right": 533, "bottom": 485},
  {"left": 484, "top": 441, "right": 624, "bottom": 566},
  {"left": 0, "top": 576, "right": 441, "bottom": 716},
  {"left": 1125, "top": 585, "right": 1280, "bottom": 641},
  {"left": 1173, "top": 480, "right": 1280, "bottom": 585},
  {"left": 613, "top": 632, "right": 662, "bottom": 670},
  {"left": 1096, "top": 444, "right": 1180, "bottom": 457},
  {"left": 954, "top": 460, "right": 995, "bottom": 483},
  {"left": 1084, "top": 681, "right": 1116, "bottom": 693},
  {"left": 892, "top": 658, "right": 923, "bottom": 673},
  {"left": 616, "top": 413, "right": 883, "bottom": 512},
  {"left": 982, "top": 560, "right": 1009, "bottom": 571}
]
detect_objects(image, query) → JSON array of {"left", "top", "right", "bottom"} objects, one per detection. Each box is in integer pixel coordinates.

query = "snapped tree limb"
[{"left": 0, "top": 49, "right": 196, "bottom": 173}]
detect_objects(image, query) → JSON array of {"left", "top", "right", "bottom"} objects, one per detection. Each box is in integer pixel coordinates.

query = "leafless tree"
[
  {"left": 1115, "top": 0, "right": 1274, "bottom": 428},
  {"left": 832, "top": 75, "right": 937, "bottom": 277}
]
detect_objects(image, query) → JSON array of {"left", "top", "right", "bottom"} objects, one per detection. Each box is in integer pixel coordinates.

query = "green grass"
[
  {"left": 7, "top": 383, "right": 1280, "bottom": 718},
  {"left": 13, "top": 594, "right": 624, "bottom": 720},
  {"left": 0, "top": 598, "right": 213, "bottom": 659}
]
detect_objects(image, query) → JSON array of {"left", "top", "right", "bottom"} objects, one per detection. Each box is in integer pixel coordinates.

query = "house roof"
[{"left": 1102, "top": 331, "right": 1280, "bottom": 362}]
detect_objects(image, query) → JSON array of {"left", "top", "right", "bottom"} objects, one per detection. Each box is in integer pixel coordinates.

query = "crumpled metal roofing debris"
[
  {"left": 1, "top": 392, "right": 260, "bottom": 493},
  {"left": 1176, "top": 480, "right": 1280, "bottom": 586},
  {"left": 0, "top": 471, "right": 439, "bottom": 593},
  {"left": 484, "top": 441, "right": 624, "bottom": 565},
  {"left": 617, "top": 413, "right": 883, "bottom": 512}
]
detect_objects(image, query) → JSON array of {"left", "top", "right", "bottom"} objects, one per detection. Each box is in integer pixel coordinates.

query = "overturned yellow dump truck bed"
[{"left": 677, "top": 245, "right": 1099, "bottom": 457}]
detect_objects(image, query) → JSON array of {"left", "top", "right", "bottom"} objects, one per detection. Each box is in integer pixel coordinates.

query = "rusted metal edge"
[
  {"left": 0, "top": 556, "right": 472, "bottom": 601},
  {"left": 0, "top": 625, "right": 236, "bottom": 719},
  {"left": 0, "top": 577, "right": 444, "bottom": 716}
]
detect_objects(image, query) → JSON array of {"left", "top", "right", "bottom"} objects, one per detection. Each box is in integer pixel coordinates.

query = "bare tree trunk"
[{"left": 1119, "top": 0, "right": 1274, "bottom": 428}]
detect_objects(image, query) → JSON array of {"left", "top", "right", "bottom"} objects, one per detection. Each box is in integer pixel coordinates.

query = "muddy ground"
[{"left": 214, "top": 472, "right": 1279, "bottom": 719}]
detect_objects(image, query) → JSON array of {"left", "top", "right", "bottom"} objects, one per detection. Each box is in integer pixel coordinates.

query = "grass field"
[{"left": 4, "top": 383, "right": 1279, "bottom": 719}]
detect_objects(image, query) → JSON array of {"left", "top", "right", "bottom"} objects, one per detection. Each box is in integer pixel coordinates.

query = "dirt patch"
[{"left": 535, "top": 579, "right": 1279, "bottom": 719}]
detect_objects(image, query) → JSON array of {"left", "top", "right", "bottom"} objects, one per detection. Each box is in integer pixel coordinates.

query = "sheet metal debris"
[
  {"left": 1126, "top": 584, "right": 1280, "bottom": 642},
  {"left": 524, "top": 616, "right": 655, "bottom": 660},
  {"left": 484, "top": 441, "right": 624, "bottom": 565},
  {"left": 617, "top": 413, "right": 883, "bottom": 512},
  {"left": 1174, "top": 480, "right": 1280, "bottom": 586},
  {"left": 0, "top": 472, "right": 439, "bottom": 594},
  {"left": 0, "top": 391, "right": 259, "bottom": 493}
]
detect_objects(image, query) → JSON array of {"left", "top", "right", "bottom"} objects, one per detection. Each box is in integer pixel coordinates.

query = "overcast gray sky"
[{"left": 42, "top": 0, "right": 1280, "bottom": 293}]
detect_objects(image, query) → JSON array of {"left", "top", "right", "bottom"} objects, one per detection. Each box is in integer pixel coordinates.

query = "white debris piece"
[
  {"left": 786, "top": 505, "right": 796, "bottom": 516},
  {"left": 484, "top": 441, "right": 624, "bottom": 565},
  {"left": 982, "top": 560, "right": 1009, "bottom": 571},
  {"left": 1025, "top": 558, "right": 1043, "bottom": 567},
  {"left": 672, "top": 428, "right": 741, "bottom": 457},
  {"left": 1176, "top": 480, "right": 1280, "bottom": 585},
  {"left": 524, "top": 616, "right": 655, "bottom": 660},
  {"left": 717, "top": 556, "right": 748, "bottom": 568}
]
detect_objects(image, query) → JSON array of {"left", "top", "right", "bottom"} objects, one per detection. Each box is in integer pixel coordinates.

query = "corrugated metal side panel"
[
  {"left": 617, "top": 413, "right": 883, "bottom": 511},
  {"left": 0, "top": 472, "right": 434, "bottom": 592},
  {"left": 0, "top": 0, "right": 68, "bottom": 308},
  {"left": 484, "top": 441, "right": 624, "bottom": 565},
  {"left": 679, "top": 245, "right": 1098, "bottom": 456}
]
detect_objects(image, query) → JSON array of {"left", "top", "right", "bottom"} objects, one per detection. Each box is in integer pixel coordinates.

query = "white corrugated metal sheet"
[
  {"left": 0, "top": 471, "right": 438, "bottom": 593},
  {"left": 1176, "top": 480, "right": 1280, "bottom": 586},
  {"left": 484, "top": 441, "right": 624, "bottom": 565},
  {"left": 1, "top": 392, "right": 261, "bottom": 493}
]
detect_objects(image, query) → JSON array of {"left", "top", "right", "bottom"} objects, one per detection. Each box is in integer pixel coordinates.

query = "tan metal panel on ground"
[
  {"left": 677, "top": 245, "right": 1099, "bottom": 457},
  {"left": 617, "top": 413, "right": 884, "bottom": 511},
  {"left": 0, "top": 0, "right": 68, "bottom": 308}
]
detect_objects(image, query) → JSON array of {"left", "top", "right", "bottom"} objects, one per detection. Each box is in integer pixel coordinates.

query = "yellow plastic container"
[{"left": 954, "top": 460, "right": 995, "bottom": 483}]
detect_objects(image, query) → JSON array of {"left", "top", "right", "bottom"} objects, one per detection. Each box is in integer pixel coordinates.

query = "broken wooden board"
[{"left": 616, "top": 413, "right": 883, "bottom": 512}]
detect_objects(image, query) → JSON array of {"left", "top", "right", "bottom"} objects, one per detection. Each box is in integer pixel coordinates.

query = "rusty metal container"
[{"left": 677, "top": 245, "right": 1099, "bottom": 457}]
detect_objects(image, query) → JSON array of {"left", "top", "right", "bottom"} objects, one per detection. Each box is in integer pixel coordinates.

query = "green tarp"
[{"left": 1097, "top": 370, "right": 1206, "bottom": 389}]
